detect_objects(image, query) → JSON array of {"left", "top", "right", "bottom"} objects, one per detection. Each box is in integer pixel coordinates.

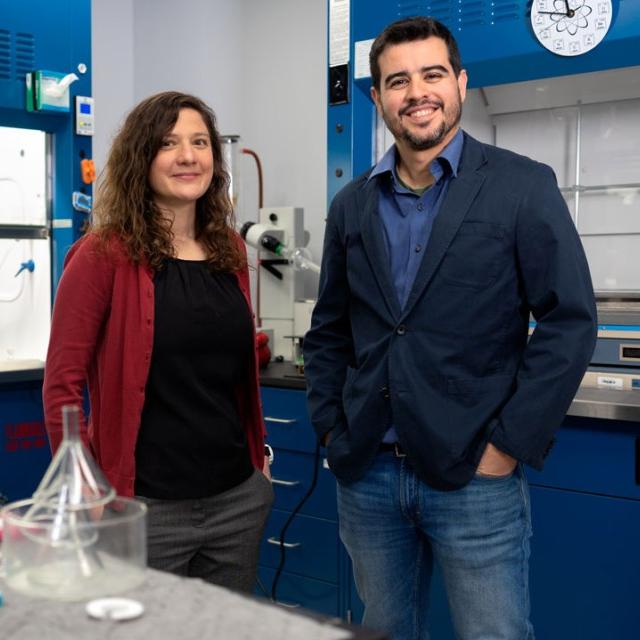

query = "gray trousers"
[{"left": 136, "top": 469, "right": 274, "bottom": 593}]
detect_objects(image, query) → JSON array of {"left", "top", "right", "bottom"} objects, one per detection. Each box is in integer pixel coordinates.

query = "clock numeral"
[
  {"left": 536, "top": 0, "right": 548, "bottom": 10},
  {"left": 583, "top": 33, "right": 595, "bottom": 46},
  {"left": 595, "top": 17, "right": 607, "bottom": 30},
  {"left": 553, "top": 38, "right": 565, "bottom": 51},
  {"left": 598, "top": 2, "right": 610, "bottom": 14},
  {"left": 569, "top": 41, "right": 581, "bottom": 53}
]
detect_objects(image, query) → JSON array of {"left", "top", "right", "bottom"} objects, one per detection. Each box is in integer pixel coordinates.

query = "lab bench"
[
  {"left": 259, "top": 362, "right": 640, "bottom": 639},
  {"left": 0, "top": 566, "right": 386, "bottom": 640},
  {"left": 2, "top": 362, "right": 638, "bottom": 636}
]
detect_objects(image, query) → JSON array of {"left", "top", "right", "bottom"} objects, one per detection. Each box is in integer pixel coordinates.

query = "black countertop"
[
  {"left": 0, "top": 360, "right": 45, "bottom": 384},
  {"left": 260, "top": 361, "right": 306, "bottom": 390}
]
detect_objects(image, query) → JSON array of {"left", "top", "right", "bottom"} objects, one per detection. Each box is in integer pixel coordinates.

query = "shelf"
[{"left": 0, "top": 225, "right": 49, "bottom": 240}]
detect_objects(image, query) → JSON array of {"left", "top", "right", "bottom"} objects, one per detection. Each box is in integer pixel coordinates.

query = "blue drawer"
[
  {"left": 270, "top": 449, "right": 338, "bottom": 520},
  {"left": 261, "top": 387, "right": 318, "bottom": 454},
  {"left": 527, "top": 417, "right": 640, "bottom": 500},
  {"left": 256, "top": 566, "right": 340, "bottom": 617},
  {"left": 259, "top": 508, "right": 339, "bottom": 583}
]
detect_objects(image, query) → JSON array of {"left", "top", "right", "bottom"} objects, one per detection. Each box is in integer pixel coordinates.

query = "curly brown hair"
[{"left": 91, "top": 91, "right": 244, "bottom": 272}]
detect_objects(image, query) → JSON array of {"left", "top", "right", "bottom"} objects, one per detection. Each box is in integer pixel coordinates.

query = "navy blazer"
[{"left": 304, "top": 132, "right": 597, "bottom": 491}]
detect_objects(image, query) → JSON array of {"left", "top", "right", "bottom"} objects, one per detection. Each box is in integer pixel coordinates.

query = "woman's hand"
[{"left": 262, "top": 455, "right": 272, "bottom": 481}]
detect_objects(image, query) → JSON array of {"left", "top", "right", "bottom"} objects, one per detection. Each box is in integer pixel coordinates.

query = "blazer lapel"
[
  {"left": 357, "top": 179, "right": 402, "bottom": 320},
  {"left": 402, "top": 137, "right": 487, "bottom": 317}
]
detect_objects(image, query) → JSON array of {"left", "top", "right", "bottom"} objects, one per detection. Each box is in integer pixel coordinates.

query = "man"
[{"left": 303, "top": 16, "right": 597, "bottom": 640}]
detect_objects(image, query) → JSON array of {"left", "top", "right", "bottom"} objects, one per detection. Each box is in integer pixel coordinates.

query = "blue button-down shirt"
[
  {"left": 367, "top": 129, "right": 464, "bottom": 309},
  {"left": 367, "top": 129, "right": 464, "bottom": 442}
]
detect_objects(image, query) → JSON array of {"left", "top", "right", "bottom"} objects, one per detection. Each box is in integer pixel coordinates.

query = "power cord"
[{"left": 270, "top": 440, "right": 322, "bottom": 603}]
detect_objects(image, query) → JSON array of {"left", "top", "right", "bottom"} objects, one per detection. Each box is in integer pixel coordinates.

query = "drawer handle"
[
  {"left": 267, "top": 537, "right": 301, "bottom": 549},
  {"left": 275, "top": 600, "right": 301, "bottom": 609},
  {"left": 271, "top": 478, "right": 301, "bottom": 487},
  {"left": 264, "top": 417, "right": 298, "bottom": 424}
]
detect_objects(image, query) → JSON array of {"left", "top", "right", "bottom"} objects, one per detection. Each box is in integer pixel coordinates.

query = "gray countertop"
[
  {"left": 0, "top": 568, "right": 385, "bottom": 640},
  {"left": 570, "top": 386, "right": 640, "bottom": 422}
]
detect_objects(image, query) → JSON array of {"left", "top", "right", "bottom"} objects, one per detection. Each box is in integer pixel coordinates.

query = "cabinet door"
[
  {"left": 270, "top": 450, "right": 337, "bottom": 520},
  {"left": 0, "top": 382, "right": 50, "bottom": 501},
  {"left": 529, "top": 486, "right": 640, "bottom": 639},
  {"left": 261, "top": 387, "right": 318, "bottom": 454},
  {"left": 260, "top": 508, "right": 339, "bottom": 583},
  {"left": 526, "top": 418, "right": 640, "bottom": 500},
  {"left": 257, "top": 567, "right": 340, "bottom": 617}
]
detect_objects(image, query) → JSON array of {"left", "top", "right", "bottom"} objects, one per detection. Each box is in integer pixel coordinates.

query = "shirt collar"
[{"left": 367, "top": 128, "right": 464, "bottom": 187}]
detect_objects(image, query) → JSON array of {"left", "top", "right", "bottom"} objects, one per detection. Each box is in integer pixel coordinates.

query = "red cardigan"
[{"left": 43, "top": 233, "right": 266, "bottom": 497}]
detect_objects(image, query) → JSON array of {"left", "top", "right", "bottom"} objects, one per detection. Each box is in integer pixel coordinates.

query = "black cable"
[{"left": 270, "top": 440, "right": 322, "bottom": 603}]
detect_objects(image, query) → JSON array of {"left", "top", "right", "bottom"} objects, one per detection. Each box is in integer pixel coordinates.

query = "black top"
[{"left": 135, "top": 258, "right": 254, "bottom": 499}]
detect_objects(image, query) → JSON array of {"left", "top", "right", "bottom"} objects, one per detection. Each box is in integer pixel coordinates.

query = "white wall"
[
  {"left": 91, "top": 0, "right": 327, "bottom": 298},
  {"left": 132, "top": 0, "right": 245, "bottom": 134},
  {"left": 91, "top": 0, "right": 135, "bottom": 174}
]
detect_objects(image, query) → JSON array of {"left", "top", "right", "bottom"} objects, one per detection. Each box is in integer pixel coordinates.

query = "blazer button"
[
  {"left": 396, "top": 324, "right": 406, "bottom": 336},
  {"left": 380, "top": 386, "right": 390, "bottom": 399}
]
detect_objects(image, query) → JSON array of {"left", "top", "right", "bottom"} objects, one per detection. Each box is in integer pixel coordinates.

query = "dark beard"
[
  {"left": 401, "top": 120, "right": 448, "bottom": 151},
  {"left": 388, "top": 94, "right": 462, "bottom": 151}
]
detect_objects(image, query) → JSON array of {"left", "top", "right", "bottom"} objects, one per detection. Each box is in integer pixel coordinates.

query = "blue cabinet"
[
  {"left": 527, "top": 417, "right": 640, "bottom": 639},
  {"left": 0, "top": 380, "right": 51, "bottom": 502},
  {"left": 257, "top": 385, "right": 350, "bottom": 618},
  {"left": 258, "top": 384, "right": 640, "bottom": 638},
  {"left": 529, "top": 487, "right": 640, "bottom": 638}
]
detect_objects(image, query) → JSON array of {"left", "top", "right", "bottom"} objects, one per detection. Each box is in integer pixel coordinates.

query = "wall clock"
[{"left": 530, "top": 0, "right": 613, "bottom": 56}]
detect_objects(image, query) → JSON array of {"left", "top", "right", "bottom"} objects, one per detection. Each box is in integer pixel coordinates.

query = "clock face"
[{"left": 530, "top": 0, "right": 613, "bottom": 57}]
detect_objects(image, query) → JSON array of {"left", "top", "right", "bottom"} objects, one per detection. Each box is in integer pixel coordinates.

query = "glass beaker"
[
  {"left": 1, "top": 496, "right": 147, "bottom": 601},
  {"left": 0, "top": 405, "right": 147, "bottom": 601}
]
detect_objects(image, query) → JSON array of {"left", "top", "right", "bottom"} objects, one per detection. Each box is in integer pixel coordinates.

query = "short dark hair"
[{"left": 369, "top": 16, "right": 462, "bottom": 89}]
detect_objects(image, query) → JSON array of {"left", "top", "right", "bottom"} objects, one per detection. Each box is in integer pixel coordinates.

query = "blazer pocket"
[
  {"left": 439, "top": 221, "right": 506, "bottom": 290},
  {"left": 447, "top": 374, "right": 515, "bottom": 407}
]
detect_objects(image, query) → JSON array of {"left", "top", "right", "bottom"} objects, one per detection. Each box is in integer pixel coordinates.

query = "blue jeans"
[{"left": 337, "top": 453, "right": 534, "bottom": 640}]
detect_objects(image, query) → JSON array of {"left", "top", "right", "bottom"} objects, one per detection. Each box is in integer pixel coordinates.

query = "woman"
[{"left": 43, "top": 91, "right": 273, "bottom": 592}]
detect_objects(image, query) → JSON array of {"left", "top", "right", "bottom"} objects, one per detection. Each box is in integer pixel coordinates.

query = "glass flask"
[
  {"left": 221, "top": 134, "right": 240, "bottom": 210},
  {"left": 0, "top": 405, "right": 147, "bottom": 601}
]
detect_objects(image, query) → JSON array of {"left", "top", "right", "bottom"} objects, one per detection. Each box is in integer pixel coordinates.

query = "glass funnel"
[{"left": 32, "top": 405, "right": 115, "bottom": 511}]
